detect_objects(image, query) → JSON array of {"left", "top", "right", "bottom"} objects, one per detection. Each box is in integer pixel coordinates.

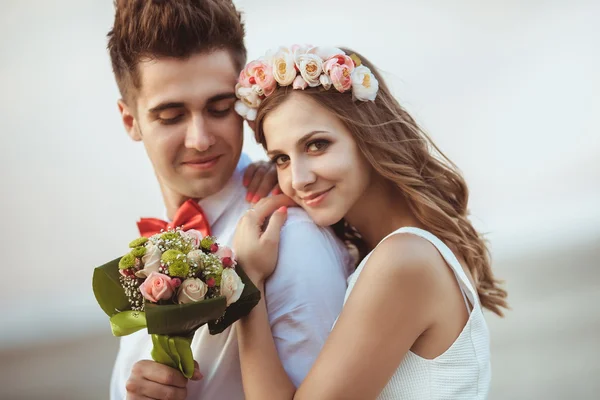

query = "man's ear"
[{"left": 118, "top": 99, "right": 142, "bottom": 141}]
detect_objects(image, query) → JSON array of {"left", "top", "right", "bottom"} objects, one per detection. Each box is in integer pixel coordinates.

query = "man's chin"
[
  {"left": 182, "top": 176, "right": 228, "bottom": 199},
  {"left": 171, "top": 160, "right": 236, "bottom": 199}
]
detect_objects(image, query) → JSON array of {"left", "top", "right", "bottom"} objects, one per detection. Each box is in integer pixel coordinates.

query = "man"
[{"left": 106, "top": 1, "right": 352, "bottom": 399}]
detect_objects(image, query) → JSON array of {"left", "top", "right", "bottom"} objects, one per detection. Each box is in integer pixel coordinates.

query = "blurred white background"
[{"left": 1, "top": 0, "right": 598, "bottom": 399}]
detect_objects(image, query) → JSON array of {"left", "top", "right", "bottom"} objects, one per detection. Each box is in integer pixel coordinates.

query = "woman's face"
[{"left": 262, "top": 92, "right": 373, "bottom": 226}]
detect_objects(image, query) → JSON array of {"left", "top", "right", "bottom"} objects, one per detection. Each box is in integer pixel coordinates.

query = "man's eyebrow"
[
  {"left": 147, "top": 93, "right": 236, "bottom": 114},
  {"left": 206, "top": 92, "right": 237, "bottom": 103},
  {"left": 147, "top": 102, "right": 185, "bottom": 114},
  {"left": 266, "top": 131, "right": 327, "bottom": 157}
]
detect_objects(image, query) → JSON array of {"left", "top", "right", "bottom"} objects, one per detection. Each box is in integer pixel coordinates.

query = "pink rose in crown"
[
  {"left": 329, "top": 65, "right": 353, "bottom": 92},
  {"left": 238, "top": 68, "right": 253, "bottom": 88},
  {"left": 139, "top": 272, "right": 175, "bottom": 303},
  {"left": 323, "top": 54, "right": 355, "bottom": 75},
  {"left": 324, "top": 55, "right": 355, "bottom": 92},
  {"left": 246, "top": 60, "right": 276, "bottom": 97}
]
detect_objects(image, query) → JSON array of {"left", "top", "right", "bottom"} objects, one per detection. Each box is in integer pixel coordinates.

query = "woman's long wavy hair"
[{"left": 254, "top": 49, "right": 508, "bottom": 316}]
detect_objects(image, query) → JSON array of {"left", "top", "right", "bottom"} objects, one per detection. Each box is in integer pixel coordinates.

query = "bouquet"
[{"left": 93, "top": 228, "right": 260, "bottom": 378}]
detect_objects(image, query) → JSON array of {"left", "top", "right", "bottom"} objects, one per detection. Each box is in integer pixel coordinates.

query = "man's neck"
[
  {"left": 162, "top": 190, "right": 194, "bottom": 221},
  {"left": 159, "top": 153, "right": 249, "bottom": 220}
]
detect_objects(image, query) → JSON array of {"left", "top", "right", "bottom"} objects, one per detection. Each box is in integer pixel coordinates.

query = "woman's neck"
[{"left": 345, "top": 178, "right": 423, "bottom": 251}]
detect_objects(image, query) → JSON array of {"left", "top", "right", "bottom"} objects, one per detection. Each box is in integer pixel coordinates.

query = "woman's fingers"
[
  {"left": 251, "top": 195, "right": 297, "bottom": 224},
  {"left": 261, "top": 206, "right": 288, "bottom": 249}
]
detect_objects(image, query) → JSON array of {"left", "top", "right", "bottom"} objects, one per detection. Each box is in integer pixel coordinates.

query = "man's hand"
[
  {"left": 243, "top": 160, "right": 281, "bottom": 204},
  {"left": 125, "top": 360, "right": 202, "bottom": 400}
]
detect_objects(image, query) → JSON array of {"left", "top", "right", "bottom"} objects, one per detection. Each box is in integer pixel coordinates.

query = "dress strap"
[{"left": 377, "top": 227, "right": 479, "bottom": 307}]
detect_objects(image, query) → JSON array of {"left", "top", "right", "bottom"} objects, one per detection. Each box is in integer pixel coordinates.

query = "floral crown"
[{"left": 234, "top": 45, "right": 380, "bottom": 121}]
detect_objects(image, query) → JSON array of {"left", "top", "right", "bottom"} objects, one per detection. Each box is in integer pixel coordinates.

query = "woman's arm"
[
  {"left": 238, "top": 282, "right": 296, "bottom": 399},
  {"left": 237, "top": 233, "right": 439, "bottom": 400}
]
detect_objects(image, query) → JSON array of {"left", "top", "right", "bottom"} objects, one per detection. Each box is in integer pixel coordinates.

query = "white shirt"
[{"left": 110, "top": 154, "right": 353, "bottom": 400}]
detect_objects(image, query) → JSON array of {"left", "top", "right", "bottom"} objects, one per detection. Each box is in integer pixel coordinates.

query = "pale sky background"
[{"left": 0, "top": 0, "right": 598, "bottom": 348}]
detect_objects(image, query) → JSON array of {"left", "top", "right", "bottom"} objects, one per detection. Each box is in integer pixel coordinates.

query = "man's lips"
[{"left": 182, "top": 155, "right": 221, "bottom": 169}]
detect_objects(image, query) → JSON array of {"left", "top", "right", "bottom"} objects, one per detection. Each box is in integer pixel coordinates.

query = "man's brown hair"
[{"left": 107, "top": 0, "right": 246, "bottom": 106}]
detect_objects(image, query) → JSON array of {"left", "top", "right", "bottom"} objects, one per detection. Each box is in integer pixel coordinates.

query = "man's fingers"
[
  {"left": 242, "top": 163, "right": 257, "bottom": 187},
  {"left": 271, "top": 184, "right": 282, "bottom": 195},
  {"left": 252, "top": 167, "right": 278, "bottom": 202},
  {"left": 191, "top": 361, "right": 203, "bottom": 381},
  {"left": 126, "top": 394, "right": 156, "bottom": 400},
  {"left": 137, "top": 380, "right": 186, "bottom": 400},
  {"left": 126, "top": 369, "right": 186, "bottom": 400},
  {"left": 136, "top": 361, "right": 187, "bottom": 388},
  {"left": 261, "top": 206, "right": 288, "bottom": 248},
  {"left": 246, "top": 164, "right": 267, "bottom": 201}
]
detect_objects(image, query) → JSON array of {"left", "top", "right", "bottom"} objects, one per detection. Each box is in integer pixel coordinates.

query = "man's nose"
[{"left": 185, "top": 115, "right": 216, "bottom": 152}]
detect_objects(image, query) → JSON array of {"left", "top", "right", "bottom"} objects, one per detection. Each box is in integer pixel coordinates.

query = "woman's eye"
[
  {"left": 307, "top": 140, "right": 329, "bottom": 152},
  {"left": 273, "top": 155, "right": 289, "bottom": 166}
]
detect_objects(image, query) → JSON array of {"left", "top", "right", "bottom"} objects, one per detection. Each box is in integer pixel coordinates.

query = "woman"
[{"left": 232, "top": 45, "right": 508, "bottom": 399}]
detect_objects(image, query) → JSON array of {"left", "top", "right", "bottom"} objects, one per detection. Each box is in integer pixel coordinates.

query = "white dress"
[{"left": 342, "top": 227, "right": 491, "bottom": 399}]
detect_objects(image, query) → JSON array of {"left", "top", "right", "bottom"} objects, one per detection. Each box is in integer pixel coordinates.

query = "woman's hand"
[
  {"left": 243, "top": 161, "right": 282, "bottom": 204},
  {"left": 233, "top": 195, "right": 296, "bottom": 285}
]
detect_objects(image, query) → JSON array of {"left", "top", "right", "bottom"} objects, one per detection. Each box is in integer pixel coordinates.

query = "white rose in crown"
[
  {"left": 272, "top": 48, "right": 297, "bottom": 86},
  {"left": 236, "top": 85, "right": 261, "bottom": 108},
  {"left": 234, "top": 83, "right": 260, "bottom": 121},
  {"left": 135, "top": 243, "right": 162, "bottom": 278},
  {"left": 234, "top": 101, "right": 257, "bottom": 121},
  {"left": 351, "top": 65, "right": 379, "bottom": 101},
  {"left": 246, "top": 108, "right": 257, "bottom": 121},
  {"left": 252, "top": 84, "right": 264, "bottom": 97},
  {"left": 295, "top": 52, "right": 323, "bottom": 87},
  {"left": 221, "top": 268, "right": 245, "bottom": 306},
  {"left": 177, "top": 278, "right": 208, "bottom": 304}
]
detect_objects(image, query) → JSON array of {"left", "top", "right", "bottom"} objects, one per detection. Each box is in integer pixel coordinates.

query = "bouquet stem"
[{"left": 150, "top": 334, "right": 195, "bottom": 379}]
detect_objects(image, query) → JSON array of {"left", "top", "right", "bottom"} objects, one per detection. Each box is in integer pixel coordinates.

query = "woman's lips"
[{"left": 302, "top": 187, "right": 334, "bottom": 207}]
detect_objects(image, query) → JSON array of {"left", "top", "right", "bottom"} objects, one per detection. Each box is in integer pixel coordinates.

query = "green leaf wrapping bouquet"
[{"left": 93, "top": 229, "right": 261, "bottom": 378}]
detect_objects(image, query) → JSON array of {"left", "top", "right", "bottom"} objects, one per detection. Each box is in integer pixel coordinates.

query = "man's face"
[{"left": 119, "top": 50, "right": 243, "bottom": 203}]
